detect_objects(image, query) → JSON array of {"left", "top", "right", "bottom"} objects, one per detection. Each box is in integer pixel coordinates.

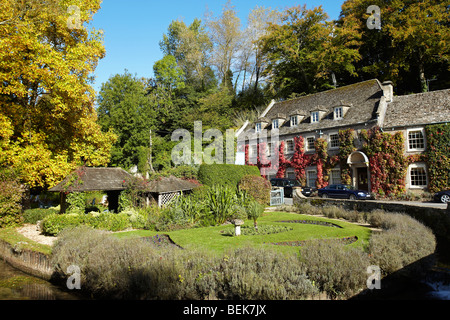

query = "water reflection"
[{"left": 0, "top": 259, "right": 79, "bottom": 300}]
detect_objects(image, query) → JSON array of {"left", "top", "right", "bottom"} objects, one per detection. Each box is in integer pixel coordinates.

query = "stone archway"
[{"left": 347, "top": 151, "right": 370, "bottom": 191}]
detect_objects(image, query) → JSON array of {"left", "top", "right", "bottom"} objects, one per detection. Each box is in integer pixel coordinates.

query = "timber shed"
[
  {"left": 145, "top": 176, "right": 199, "bottom": 207},
  {"left": 49, "top": 167, "right": 132, "bottom": 213}
]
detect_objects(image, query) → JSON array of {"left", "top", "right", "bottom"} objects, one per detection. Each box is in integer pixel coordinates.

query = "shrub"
[
  {"left": 66, "top": 192, "right": 86, "bottom": 215},
  {"left": 368, "top": 213, "right": 436, "bottom": 276},
  {"left": 204, "top": 185, "right": 238, "bottom": 225},
  {"left": 0, "top": 169, "right": 25, "bottom": 228},
  {"left": 299, "top": 240, "right": 370, "bottom": 299},
  {"left": 238, "top": 175, "right": 271, "bottom": 205},
  {"left": 214, "top": 247, "right": 317, "bottom": 300},
  {"left": 23, "top": 208, "right": 58, "bottom": 224},
  {"left": 198, "top": 164, "right": 261, "bottom": 189},
  {"left": 51, "top": 228, "right": 317, "bottom": 300},
  {"left": 41, "top": 212, "right": 132, "bottom": 236}
]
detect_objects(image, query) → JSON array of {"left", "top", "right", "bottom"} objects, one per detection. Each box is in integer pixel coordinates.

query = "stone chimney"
[{"left": 381, "top": 81, "right": 393, "bottom": 103}]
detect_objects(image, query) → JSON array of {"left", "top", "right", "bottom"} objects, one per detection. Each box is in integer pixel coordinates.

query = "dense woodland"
[{"left": 0, "top": 0, "right": 449, "bottom": 190}]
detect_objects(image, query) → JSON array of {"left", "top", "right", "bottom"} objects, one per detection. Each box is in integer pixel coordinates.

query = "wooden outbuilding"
[
  {"left": 49, "top": 167, "right": 132, "bottom": 213},
  {"left": 145, "top": 176, "right": 199, "bottom": 207}
]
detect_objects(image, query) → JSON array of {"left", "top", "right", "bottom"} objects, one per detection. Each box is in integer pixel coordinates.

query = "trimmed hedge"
[
  {"left": 41, "top": 212, "right": 132, "bottom": 236},
  {"left": 198, "top": 164, "right": 261, "bottom": 189}
]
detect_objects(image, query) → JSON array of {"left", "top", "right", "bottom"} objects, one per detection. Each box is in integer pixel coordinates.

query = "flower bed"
[
  {"left": 140, "top": 234, "right": 182, "bottom": 249},
  {"left": 266, "top": 236, "right": 358, "bottom": 247},
  {"left": 276, "top": 219, "right": 342, "bottom": 228}
]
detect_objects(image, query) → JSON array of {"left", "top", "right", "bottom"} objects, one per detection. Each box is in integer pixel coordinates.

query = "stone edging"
[{"left": 0, "top": 238, "right": 53, "bottom": 281}]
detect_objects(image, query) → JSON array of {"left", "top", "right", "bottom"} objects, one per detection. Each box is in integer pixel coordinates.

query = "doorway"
[{"left": 357, "top": 167, "right": 369, "bottom": 191}]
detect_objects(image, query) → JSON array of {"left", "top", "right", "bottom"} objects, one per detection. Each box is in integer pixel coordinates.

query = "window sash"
[
  {"left": 272, "top": 119, "right": 279, "bottom": 129},
  {"left": 410, "top": 167, "right": 427, "bottom": 186},
  {"left": 306, "top": 137, "right": 315, "bottom": 151},
  {"left": 408, "top": 130, "right": 425, "bottom": 150},
  {"left": 307, "top": 171, "right": 317, "bottom": 188},
  {"left": 329, "top": 134, "right": 340, "bottom": 149},
  {"left": 334, "top": 107, "right": 343, "bottom": 119},
  {"left": 290, "top": 116, "right": 298, "bottom": 126}
]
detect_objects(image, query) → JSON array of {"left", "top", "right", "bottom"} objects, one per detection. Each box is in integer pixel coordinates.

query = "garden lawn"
[{"left": 114, "top": 211, "right": 372, "bottom": 255}]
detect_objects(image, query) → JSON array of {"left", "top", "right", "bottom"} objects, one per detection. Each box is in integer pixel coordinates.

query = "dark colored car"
[
  {"left": 434, "top": 190, "right": 450, "bottom": 204},
  {"left": 270, "top": 178, "right": 313, "bottom": 198},
  {"left": 318, "top": 184, "right": 372, "bottom": 200}
]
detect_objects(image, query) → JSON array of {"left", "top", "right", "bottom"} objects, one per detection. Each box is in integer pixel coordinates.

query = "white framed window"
[
  {"left": 306, "top": 136, "right": 315, "bottom": 152},
  {"left": 272, "top": 119, "right": 279, "bottom": 129},
  {"left": 286, "top": 168, "right": 296, "bottom": 180},
  {"left": 286, "top": 139, "right": 294, "bottom": 154},
  {"left": 311, "top": 112, "right": 319, "bottom": 123},
  {"left": 255, "top": 123, "right": 261, "bottom": 133},
  {"left": 329, "top": 133, "right": 340, "bottom": 149},
  {"left": 267, "top": 142, "right": 272, "bottom": 157},
  {"left": 407, "top": 128, "right": 426, "bottom": 151},
  {"left": 408, "top": 163, "right": 428, "bottom": 188},
  {"left": 290, "top": 115, "right": 298, "bottom": 127},
  {"left": 334, "top": 107, "right": 343, "bottom": 120},
  {"left": 330, "top": 169, "right": 341, "bottom": 185},
  {"left": 250, "top": 145, "right": 257, "bottom": 157},
  {"left": 307, "top": 170, "right": 317, "bottom": 188}
]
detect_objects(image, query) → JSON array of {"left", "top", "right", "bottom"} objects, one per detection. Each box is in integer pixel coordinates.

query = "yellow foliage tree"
[{"left": 0, "top": 0, "right": 116, "bottom": 189}]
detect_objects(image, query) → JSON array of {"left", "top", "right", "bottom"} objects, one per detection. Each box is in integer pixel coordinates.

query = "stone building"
[{"left": 236, "top": 79, "right": 450, "bottom": 193}]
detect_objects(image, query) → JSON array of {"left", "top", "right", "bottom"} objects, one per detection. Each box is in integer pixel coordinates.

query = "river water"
[{"left": 0, "top": 258, "right": 79, "bottom": 300}]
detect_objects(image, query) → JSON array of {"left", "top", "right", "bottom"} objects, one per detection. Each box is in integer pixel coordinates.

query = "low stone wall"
[
  {"left": 0, "top": 239, "right": 53, "bottom": 280},
  {"left": 294, "top": 197, "right": 449, "bottom": 216},
  {"left": 294, "top": 196, "right": 450, "bottom": 260}
]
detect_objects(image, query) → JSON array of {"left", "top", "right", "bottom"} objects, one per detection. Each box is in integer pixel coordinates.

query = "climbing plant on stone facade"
[
  {"left": 425, "top": 123, "right": 450, "bottom": 193},
  {"left": 361, "top": 127, "right": 408, "bottom": 197}
]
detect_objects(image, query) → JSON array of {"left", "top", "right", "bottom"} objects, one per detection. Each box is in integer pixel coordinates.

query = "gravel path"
[{"left": 16, "top": 224, "right": 57, "bottom": 246}]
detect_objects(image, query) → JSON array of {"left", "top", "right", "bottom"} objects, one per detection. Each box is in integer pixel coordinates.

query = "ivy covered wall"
[{"left": 245, "top": 124, "right": 450, "bottom": 197}]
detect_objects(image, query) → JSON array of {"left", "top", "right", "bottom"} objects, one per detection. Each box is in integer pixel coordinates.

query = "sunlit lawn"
[{"left": 114, "top": 211, "right": 372, "bottom": 255}]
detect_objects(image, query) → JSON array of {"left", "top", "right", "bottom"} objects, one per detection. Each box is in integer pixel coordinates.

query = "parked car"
[
  {"left": 434, "top": 190, "right": 450, "bottom": 204},
  {"left": 318, "top": 184, "right": 372, "bottom": 200},
  {"left": 270, "top": 178, "right": 313, "bottom": 198}
]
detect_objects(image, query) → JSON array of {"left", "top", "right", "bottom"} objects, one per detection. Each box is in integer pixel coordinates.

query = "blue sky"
[{"left": 90, "top": 0, "right": 346, "bottom": 94}]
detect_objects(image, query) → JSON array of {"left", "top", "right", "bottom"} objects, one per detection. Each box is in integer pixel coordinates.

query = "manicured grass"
[
  {"left": 0, "top": 228, "right": 52, "bottom": 255},
  {"left": 114, "top": 211, "right": 372, "bottom": 255}
]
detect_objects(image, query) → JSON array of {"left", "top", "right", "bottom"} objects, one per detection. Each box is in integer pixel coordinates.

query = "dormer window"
[
  {"left": 334, "top": 107, "right": 343, "bottom": 120},
  {"left": 311, "top": 111, "right": 320, "bottom": 123},
  {"left": 334, "top": 101, "right": 352, "bottom": 120},
  {"left": 310, "top": 106, "right": 327, "bottom": 124},
  {"left": 290, "top": 110, "right": 306, "bottom": 126},
  {"left": 255, "top": 122, "right": 262, "bottom": 133},
  {"left": 290, "top": 115, "right": 298, "bottom": 126},
  {"left": 272, "top": 119, "right": 279, "bottom": 129}
]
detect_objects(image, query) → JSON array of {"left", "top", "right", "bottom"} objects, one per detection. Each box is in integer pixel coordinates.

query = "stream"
[{"left": 0, "top": 258, "right": 79, "bottom": 300}]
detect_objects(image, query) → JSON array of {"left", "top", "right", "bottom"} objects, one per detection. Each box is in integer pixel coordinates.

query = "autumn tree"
[
  {"left": 338, "top": 0, "right": 450, "bottom": 93},
  {"left": 0, "top": 0, "right": 116, "bottom": 189},
  {"left": 260, "top": 5, "right": 360, "bottom": 99},
  {"left": 205, "top": 0, "right": 242, "bottom": 93}
]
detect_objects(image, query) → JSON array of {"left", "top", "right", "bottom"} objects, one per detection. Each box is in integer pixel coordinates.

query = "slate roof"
[
  {"left": 383, "top": 89, "right": 450, "bottom": 128},
  {"left": 49, "top": 167, "right": 131, "bottom": 192},
  {"left": 145, "top": 176, "right": 199, "bottom": 194},
  {"left": 244, "top": 79, "right": 384, "bottom": 137}
]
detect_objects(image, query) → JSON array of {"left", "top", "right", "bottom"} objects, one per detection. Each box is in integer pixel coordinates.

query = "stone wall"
[
  {"left": 294, "top": 196, "right": 450, "bottom": 260},
  {"left": 0, "top": 239, "right": 53, "bottom": 280}
]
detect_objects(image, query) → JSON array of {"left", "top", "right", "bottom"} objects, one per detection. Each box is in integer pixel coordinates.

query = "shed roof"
[
  {"left": 145, "top": 176, "right": 199, "bottom": 194},
  {"left": 49, "top": 167, "right": 131, "bottom": 192},
  {"left": 383, "top": 89, "right": 450, "bottom": 128}
]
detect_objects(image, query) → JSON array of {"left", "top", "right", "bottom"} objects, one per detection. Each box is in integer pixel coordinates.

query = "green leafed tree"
[{"left": 97, "top": 71, "right": 157, "bottom": 171}]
